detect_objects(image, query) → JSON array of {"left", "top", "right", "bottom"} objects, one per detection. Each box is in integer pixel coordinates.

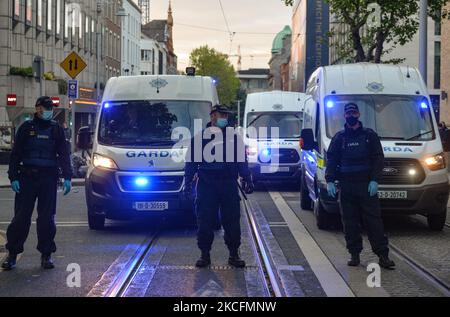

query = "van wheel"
[
  {"left": 300, "top": 174, "right": 313, "bottom": 211},
  {"left": 427, "top": 210, "right": 447, "bottom": 231},
  {"left": 88, "top": 211, "right": 105, "bottom": 230}
]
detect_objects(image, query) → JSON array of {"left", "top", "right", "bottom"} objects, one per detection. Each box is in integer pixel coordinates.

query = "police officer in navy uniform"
[
  {"left": 184, "top": 105, "right": 254, "bottom": 268},
  {"left": 325, "top": 103, "right": 395, "bottom": 269},
  {"left": 2, "top": 97, "right": 72, "bottom": 271}
]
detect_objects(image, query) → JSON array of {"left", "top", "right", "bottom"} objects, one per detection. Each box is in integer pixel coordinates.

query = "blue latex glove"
[
  {"left": 368, "top": 181, "right": 379, "bottom": 197},
  {"left": 11, "top": 180, "right": 20, "bottom": 194},
  {"left": 327, "top": 182, "right": 337, "bottom": 198},
  {"left": 63, "top": 180, "right": 72, "bottom": 196}
]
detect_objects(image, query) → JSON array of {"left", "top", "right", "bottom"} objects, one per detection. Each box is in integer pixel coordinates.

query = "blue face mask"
[
  {"left": 42, "top": 110, "right": 54, "bottom": 121},
  {"left": 216, "top": 118, "right": 228, "bottom": 128}
]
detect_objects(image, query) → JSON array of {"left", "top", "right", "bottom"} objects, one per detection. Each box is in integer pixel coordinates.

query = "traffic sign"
[
  {"left": 68, "top": 80, "right": 79, "bottom": 99},
  {"left": 60, "top": 51, "right": 87, "bottom": 79}
]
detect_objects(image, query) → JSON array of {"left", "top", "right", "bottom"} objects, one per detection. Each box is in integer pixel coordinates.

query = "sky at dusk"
[{"left": 140, "top": 0, "right": 293, "bottom": 71}]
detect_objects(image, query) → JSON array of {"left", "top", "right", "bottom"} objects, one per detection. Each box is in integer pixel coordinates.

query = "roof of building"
[
  {"left": 142, "top": 20, "right": 167, "bottom": 43},
  {"left": 272, "top": 25, "right": 292, "bottom": 53},
  {"left": 238, "top": 68, "right": 270, "bottom": 76}
]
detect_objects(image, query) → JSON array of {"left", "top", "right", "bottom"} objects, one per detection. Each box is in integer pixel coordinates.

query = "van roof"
[
  {"left": 321, "top": 63, "right": 427, "bottom": 96},
  {"left": 102, "top": 75, "right": 219, "bottom": 103},
  {"left": 245, "top": 91, "right": 306, "bottom": 113}
]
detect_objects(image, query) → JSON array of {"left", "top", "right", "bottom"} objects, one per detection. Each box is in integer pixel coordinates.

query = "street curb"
[{"left": 0, "top": 179, "right": 85, "bottom": 189}]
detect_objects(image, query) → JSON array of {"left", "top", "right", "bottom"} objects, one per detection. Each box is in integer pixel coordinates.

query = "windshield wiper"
[
  {"left": 379, "top": 136, "right": 406, "bottom": 140},
  {"left": 406, "top": 130, "right": 434, "bottom": 141}
]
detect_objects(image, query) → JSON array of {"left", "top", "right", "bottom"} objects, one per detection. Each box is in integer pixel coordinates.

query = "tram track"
[
  {"left": 89, "top": 198, "right": 284, "bottom": 297},
  {"left": 389, "top": 242, "right": 450, "bottom": 297}
]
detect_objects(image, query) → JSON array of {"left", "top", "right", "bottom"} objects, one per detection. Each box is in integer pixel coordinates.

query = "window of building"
[
  {"left": 14, "top": 0, "right": 20, "bottom": 19},
  {"left": 91, "top": 19, "right": 95, "bottom": 53},
  {"left": 79, "top": 12, "right": 83, "bottom": 40},
  {"left": 26, "top": 0, "right": 32, "bottom": 25},
  {"left": 434, "top": 41, "right": 441, "bottom": 89},
  {"left": 142, "top": 50, "right": 152, "bottom": 61},
  {"left": 37, "top": 0, "right": 43, "bottom": 28},
  {"left": 85, "top": 15, "right": 89, "bottom": 49},
  {"left": 47, "top": 0, "right": 52, "bottom": 31},
  {"left": 64, "top": 1, "right": 69, "bottom": 38},
  {"left": 56, "top": 0, "right": 61, "bottom": 35}
]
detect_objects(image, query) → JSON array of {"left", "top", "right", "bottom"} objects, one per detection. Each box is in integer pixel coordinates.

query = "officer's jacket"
[
  {"left": 8, "top": 114, "right": 72, "bottom": 182},
  {"left": 185, "top": 125, "right": 251, "bottom": 184},
  {"left": 325, "top": 122, "right": 384, "bottom": 183}
]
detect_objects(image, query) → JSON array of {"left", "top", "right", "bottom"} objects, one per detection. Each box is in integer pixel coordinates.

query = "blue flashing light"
[
  {"left": 261, "top": 149, "right": 270, "bottom": 157},
  {"left": 326, "top": 100, "right": 334, "bottom": 108},
  {"left": 135, "top": 177, "right": 149, "bottom": 187},
  {"left": 420, "top": 102, "right": 428, "bottom": 109},
  {"left": 104, "top": 102, "right": 110, "bottom": 109},
  {"left": 212, "top": 79, "right": 218, "bottom": 85}
]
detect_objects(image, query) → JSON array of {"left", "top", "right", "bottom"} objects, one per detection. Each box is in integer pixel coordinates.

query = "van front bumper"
[
  {"left": 318, "top": 181, "right": 449, "bottom": 216},
  {"left": 85, "top": 168, "right": 192, "bottom": 220},
  {"left": 249, "top": 163, "right": 301, "bottom": 182}
]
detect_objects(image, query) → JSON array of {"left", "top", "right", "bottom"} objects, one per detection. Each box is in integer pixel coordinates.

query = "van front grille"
[
  {"left": 379, "top": 158, "right": 425, "bottom": 185},
  {"left": 118, "top": 175, "right": 183, "bottom": 192}
]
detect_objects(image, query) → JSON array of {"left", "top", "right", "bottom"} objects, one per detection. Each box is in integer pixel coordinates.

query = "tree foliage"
[
  {"left": 283, "top": 0, "right": 449, "bottom": 63},
  {"left": 189, "top": 46, "right": 240, "bottom": 105}
]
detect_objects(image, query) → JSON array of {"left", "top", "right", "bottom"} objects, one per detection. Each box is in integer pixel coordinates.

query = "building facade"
[
  {"left": 141, "top": 2, "right": 177, "bottom": 75},
  {"left": 120, "top": 0, "right": 141, "bottom": 76},
  {"left": 269, "top": 26, "right": 291, "bottom": 91},
  {"left": 140, "top": 34, "right": 167, "bottom": 75},
  {"left": 440, "top": 5, "right": 450, "bottom": 124},
  {"left": 237, "top": 69, "right": 270, "bottom": 95},
  {"left": 0, "top": 0, "right": 123, "bottom": 151},
  {"left": 290, "top": 0, "right": 330, "bottom": 92}
]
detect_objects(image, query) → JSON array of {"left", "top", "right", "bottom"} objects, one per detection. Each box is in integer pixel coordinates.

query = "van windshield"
[
  {"left": 98, "top": 100, "right": 211, "bottom": 146},
  {"left": 325, "top": 95, "right": 435, "bottom": 141},
  {"left": 247, "top": 112, "right": 302, "bottom": 139}
]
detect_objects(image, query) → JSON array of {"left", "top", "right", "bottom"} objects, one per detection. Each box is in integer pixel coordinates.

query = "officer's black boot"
[
  {"left": 347, "top": 254, "right": 361, "bottom": 267},
  {"left": 379, "top": 254, "right": 395, "bottom": 270},
  {"left": 228, "top": 250, "right": 246, "bottom": 268},
  {"left": 195, "top": 251, "right": 211, "bottom": 268},
  {"left": 41, "top": 254, "right": 55, "bottom": 270},
  {"left": 1, "top": 254, "right": 17, "bottom": 271}
]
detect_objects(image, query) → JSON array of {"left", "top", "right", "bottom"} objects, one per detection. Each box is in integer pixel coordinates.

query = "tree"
[
  {"left": 283, "top": 0, "right": 449, "bottom": 63},
  {"left": 190, "top": 45, "right": 240, "bottom": 105}
]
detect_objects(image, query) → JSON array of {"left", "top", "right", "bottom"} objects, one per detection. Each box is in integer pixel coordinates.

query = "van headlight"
[
  {"left": 424, "top": 153, "right": 446, "bottom": 171},
  {"left": 93, "top": 153, "right": 118, "bottom": 170}
]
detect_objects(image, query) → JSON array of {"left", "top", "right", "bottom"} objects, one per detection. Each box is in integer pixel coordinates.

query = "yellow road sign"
[{"left": 60, "top": 51, "right": 87, "bottom": 79}]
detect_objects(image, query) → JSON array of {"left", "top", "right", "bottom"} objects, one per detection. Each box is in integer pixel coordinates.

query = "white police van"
[
  {"left": 244, "top": 91, "right": 306, "bottom": 185},
  {"left": 80, "top": 72, "right": 218, "bottom": 229},
  {"left": 300, "top": 63, "right": 449, "bottom": 231}
]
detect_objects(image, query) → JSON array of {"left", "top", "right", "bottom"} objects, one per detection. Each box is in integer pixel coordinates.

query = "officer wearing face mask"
[
  {"left": 325, "top": 103, "right": 395, "bottom": 269},
  {"left": 2, "top": 97, "right": 72, "bottom": 271},
  {"left": 184, "top": 105, "right": 254, "bottom": 268}
]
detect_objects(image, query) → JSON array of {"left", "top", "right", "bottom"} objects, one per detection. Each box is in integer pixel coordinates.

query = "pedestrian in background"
[{"left": 2, "top": 97, "right": 72, "bottom": 271}]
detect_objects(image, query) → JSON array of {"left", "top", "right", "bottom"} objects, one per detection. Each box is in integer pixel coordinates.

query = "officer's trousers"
[
  {"left": 6, "top": 169, "right": 58, "bottom": 255},
  {"left": 195, "top": 178, "right": 241, "bottom": 253},
  {"left": 339, "top": 181, "right": 389, "bottom": 257}
]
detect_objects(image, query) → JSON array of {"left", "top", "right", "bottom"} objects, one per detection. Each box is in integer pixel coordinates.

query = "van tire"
[
  {"left": 314, "top": 199, "right": 331, "bottom": 230},
  {"left": 88, "top": 213, "right": 105, "bottom": 230},
  {"left": 300, "top": 174, "right": 313, "bottom": 210},
  {"left": 427, "top": 211, "right": 446, "bottom": 231}
]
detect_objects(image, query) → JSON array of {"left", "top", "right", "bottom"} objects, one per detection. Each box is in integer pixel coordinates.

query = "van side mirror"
[
  {"left": 300, "top": 128, "right": 316, "bottom": 151},
  {"left": 77, "top": 126, "right": 93, "bottom": 150}
]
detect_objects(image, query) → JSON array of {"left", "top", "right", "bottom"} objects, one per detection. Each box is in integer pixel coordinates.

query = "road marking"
[
  {"left": 268, "top": 191, "right": 355, "bottom": 297},
  {"left": 191, "top": 280, "right": 227, "bottom": 297}
]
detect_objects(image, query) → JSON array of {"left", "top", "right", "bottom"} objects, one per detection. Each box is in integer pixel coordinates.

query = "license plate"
[
  {"left": 134, "top": 202, "right": 169, "bottom": 211},
  {"left": 260, "top": 166, "right": 290, "bottom": 173},
  {"left": 378, "top": 191, "right": 408, "bottom": 199}
]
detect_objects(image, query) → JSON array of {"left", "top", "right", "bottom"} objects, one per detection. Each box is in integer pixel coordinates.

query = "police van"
[
  {"left": 300, "top": 63, "right": 449, "bottom": 231},
  {"left": 79, "top": 72, "right": 218, "bottom": 229},
  {"left": 244, "top": 91, "right": 305, "bottom": 185}
]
